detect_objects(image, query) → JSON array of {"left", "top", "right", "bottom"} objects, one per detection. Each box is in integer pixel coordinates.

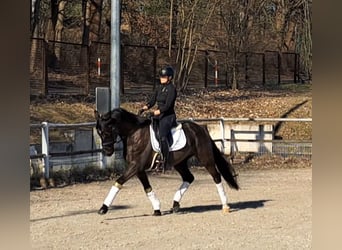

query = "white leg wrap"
[
  {"left": 173, "top": 182, "right": 190, "bottom": 203},
  {"left": 147, "top": 190, "right": 161, "bottom": 210},
  {"left": 216, "top": 182, "right": 228, "bottom": 208},
  {"left": 103, "top": 186, "right": 120, "bottom": 207}
]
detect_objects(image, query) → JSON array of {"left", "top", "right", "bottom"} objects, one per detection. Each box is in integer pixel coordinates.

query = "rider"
[{"left": 141, "top": 65, "right": 177, "bottom": 170}]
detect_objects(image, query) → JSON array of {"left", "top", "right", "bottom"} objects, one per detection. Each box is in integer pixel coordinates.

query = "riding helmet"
[{"left": 159, "top": 66, "right": 174, "bottom": 79}]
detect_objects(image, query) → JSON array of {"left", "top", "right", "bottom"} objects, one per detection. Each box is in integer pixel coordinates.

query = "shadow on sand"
[
  {"left": 30, "top": 199, "right": 271, "bottom": 222},
  {"left": 30, "top": 205, "right": 131, "bottom": 222},
  {"left": 162, "top": 199, "right": 272, "bottom": 215}
]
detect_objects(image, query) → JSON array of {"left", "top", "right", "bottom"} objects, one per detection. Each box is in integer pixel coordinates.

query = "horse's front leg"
[
  {"left": 98, "top": 163, "right": 138, "bottom": 215},
  {"left": 171, "top": 161, "right": 195, "bottom": 213},
  {"left": 136, "top": 171, "right": 161, "bottom": 216}
]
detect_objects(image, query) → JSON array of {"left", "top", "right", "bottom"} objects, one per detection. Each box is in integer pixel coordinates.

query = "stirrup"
[
  {"left": 147, "top": 153, "right": 165, "bottom": 173},
  {"left": 155, "top": 156, "right": 165, "bottom": 172}
]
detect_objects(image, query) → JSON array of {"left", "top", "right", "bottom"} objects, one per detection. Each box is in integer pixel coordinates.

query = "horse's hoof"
[
  {"left": 153, "top": 210, "right": 162, "bottom": 216},
  {"left": 170, "top": 201, "right": 180, "bottom": 213},
  {"left": 98, "top": 204, "right": 108, "bottom": 215},
  {"left": 222, "top": 206, "right": 230, "bottom": 214}
]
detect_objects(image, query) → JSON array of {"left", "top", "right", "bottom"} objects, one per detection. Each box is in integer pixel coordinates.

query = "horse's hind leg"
[
  {"left": 215, "top": 182, "right": 230, "bottom": 213},
  {"left": 197, "top": 154, "right": 230, "bottom": 214},
  {"left": 171, "top": 160, "right": 195, "bottom": 213},
  {"left": 136, "top": 171, "right": 161, "bottom": 216}
]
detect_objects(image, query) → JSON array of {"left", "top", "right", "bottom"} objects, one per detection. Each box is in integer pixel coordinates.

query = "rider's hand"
[
  {"left": 154, "top": 110, "right": 161, "bottom": 116},
  {"left": 138, "top": 106, "right": 149, "bottom": 116}
]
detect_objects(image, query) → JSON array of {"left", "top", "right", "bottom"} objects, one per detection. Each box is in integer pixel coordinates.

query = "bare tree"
[
  {"left": 272, "top": 0, "right": 312, "bottom": 79},
  {"left": 29, "top": 0, "right": 312, "bottom": 87},
  {"left": 219, "top": 0, "right": 252, "bottom": 90},
  {"left": 175, "top": 0, "right": 220, "bottom": 91},
  {"left": 31, "top": 0, "right": 41, "bottom": 37},
  {"left": 301, "top": 0, "right": 312, "bottom": 80},
  {"left": 287, "top": 0, "right": 312, "bottom": 80},
  {"left": 168, "top": 0, "right": 178, "bottom": 57},
  {"left": 82, "top": 0, "right": 103, "bottom": 45},
  {"left": 30, "top": 0, "right": 42, "bottom": 72},
  {"left": 54, "top": 1, "right": 67, "bottom": 61}
]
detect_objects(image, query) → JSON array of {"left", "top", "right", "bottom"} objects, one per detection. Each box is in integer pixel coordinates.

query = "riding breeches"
[{"left": 158, "top": 114, "right": 176, "bottom": 138}]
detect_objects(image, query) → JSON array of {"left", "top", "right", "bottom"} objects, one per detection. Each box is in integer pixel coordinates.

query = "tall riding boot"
[{"left": 160, "top": 137, "right": 170, "bottom": 170}]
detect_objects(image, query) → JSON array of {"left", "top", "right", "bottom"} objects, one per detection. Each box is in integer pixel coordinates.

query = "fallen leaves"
[{"left": 30, "top": 85, "right": 312, "bottom": 141}]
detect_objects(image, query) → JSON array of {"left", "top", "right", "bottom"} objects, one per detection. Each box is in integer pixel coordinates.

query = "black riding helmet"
[{"left": 159, "top": 66, "right": 174, "bottom": 80}]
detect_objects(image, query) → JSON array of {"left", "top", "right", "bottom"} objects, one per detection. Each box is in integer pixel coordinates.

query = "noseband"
[{"left": 99, "top": 124, "right": 122, "bottom": 148}]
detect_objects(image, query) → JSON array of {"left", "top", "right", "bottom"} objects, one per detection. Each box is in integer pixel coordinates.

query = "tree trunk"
[
  {"left": 54, "top": 0, "right": 67, "bottom": 62},
  {"left": 274, "top": 0, "right": 285, "bottom": 33},
  {"left": 30, "top": 0, "right": 41, "bottom": 72},
  {"left": 86, "top": 0, "right": 103, "bottom": 42},
  {"left": 176, "top": 0, "right": 218, "bottom": 91},
  {"left": 82, "top": 0, "right": 91, "bottom": 46},
  {"left": 231, "top": 66, "right": 237, "bottom": 90},
  {"left": 283, "top": 20, "right": 296, "bottom": 51},
  {"left": 169, "top": 0, "right": 178, "bottom": 57},
  {"left": 231, "top": 50, "right": 239, "bottom": 90},
  {"left": 31, "top": 0, "right": 41, "bottom": 37}
]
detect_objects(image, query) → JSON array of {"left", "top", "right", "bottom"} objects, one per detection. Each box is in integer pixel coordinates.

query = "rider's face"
[{"left": 160, "top": 76, "right": 169, "bottom": 84}]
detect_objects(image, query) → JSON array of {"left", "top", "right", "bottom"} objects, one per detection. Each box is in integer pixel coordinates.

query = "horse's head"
[
  {"left": 94, "top": 109, "right": 121, "bottom": 156},
  {"left": 95, "top": 108, "right": 151, "bottom": 156}
]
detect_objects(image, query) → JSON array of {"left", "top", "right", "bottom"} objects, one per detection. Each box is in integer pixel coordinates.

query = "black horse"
[{"left": 95, "top": 107, "right": 239, "bottom": 216}]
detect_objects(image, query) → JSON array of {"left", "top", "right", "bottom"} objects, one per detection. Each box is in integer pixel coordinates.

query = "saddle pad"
[{"left": 149, "top": 124, "right": 186, "bottom": 152}]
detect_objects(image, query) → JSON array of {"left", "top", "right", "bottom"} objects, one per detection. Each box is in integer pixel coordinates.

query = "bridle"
[
  {"left": 101, "top": 133, "right": 123, "bottom": 147},
  {"left": 97, "top": 118, "right": 122, "bottom": 149}
]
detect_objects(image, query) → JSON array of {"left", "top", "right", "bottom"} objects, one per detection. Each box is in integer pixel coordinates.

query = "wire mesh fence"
[
  {"left": 270, "top": 141, "right": 312, "bottom": 158},
  {"left": 30, "top": 39, "right": 301, "bottom": 96}
]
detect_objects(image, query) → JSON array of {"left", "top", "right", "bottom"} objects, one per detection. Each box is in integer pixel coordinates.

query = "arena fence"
[{"left": 30, "top": 117, "right": 312, "bottom": 179}]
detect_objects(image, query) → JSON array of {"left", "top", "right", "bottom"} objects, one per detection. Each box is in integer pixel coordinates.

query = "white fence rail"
[{"left": 30, "top": 117, "right": 312, "bottom": 178}]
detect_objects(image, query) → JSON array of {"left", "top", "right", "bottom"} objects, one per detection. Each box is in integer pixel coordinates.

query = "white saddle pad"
[{"left": 149, "top": 123, "right": 186, "bottom": 152}]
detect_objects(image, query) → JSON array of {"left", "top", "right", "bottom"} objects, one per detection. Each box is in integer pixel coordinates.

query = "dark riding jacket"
[
  {"left": 146, "top": 81, "right": 177, "bottom": 139},
  {"left": 146, "top": 82, "right": 177, "bottom": 119}
]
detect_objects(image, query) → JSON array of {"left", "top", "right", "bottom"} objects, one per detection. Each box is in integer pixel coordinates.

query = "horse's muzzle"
[
  {"left": 101, "top": 140, "right": 115, "bottom": 156},
  {"left": 102, "top": 147, "right": 114, "bottom": 156}
]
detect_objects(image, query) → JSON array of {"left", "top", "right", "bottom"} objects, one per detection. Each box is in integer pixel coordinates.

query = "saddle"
[
  {"left": 149, "top": 122, "right": 186, "bottom": 153},
  {"left": 148, "top": 121, "right": 186, "bottom": 172}
]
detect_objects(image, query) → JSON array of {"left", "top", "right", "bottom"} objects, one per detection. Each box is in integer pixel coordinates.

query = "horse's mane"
[{"left": 113, "top": 108, "right": 151, "bottom": 127}]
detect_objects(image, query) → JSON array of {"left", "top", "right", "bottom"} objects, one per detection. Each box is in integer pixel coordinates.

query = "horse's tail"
[{"left": 211, "top": 140, "right": 239, "bottom": 190}]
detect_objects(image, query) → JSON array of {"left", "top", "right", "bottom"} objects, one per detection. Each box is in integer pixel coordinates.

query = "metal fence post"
[
  {"left": 219, "top": 118, "right": 225, "bottom": 153},
  {"left": 262, "top": 53, "right": 266, "bottom": 85},
  {"left": 100, "top": 152, "right": 106, "bottom": 169},
  {"left": 278, "top": 52, "right": 281, "bottom": 84},
  {"left": 230, "top": 129, "right": 236, "bottom": 157},
  {"left": 120, "top": 43, "right": 125, "bottom": 94},
  {"left": 41, "top": 122, "right": 50, "bottom": 179},
  {"left": 245, "top": 53, "right": 248, "bottom": 84},
  {"left": 294, "top": 53, "right": 298, "bottom": 83},
  {"left": 153, "top": 46, "right": 158, "bottom": 90},
  {"left": 43, "top": 40, "right": 48, "bottom": 96},
  {"left": 205, "top": 50, "right": 209, "bottom": 88}
]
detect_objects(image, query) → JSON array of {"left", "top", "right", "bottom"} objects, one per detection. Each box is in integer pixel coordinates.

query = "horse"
[{"left": 95, "top": 107, "right": 239, "bottom": 216}]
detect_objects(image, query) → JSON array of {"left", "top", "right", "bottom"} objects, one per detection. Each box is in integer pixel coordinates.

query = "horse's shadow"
[
  {"left": 230, "top": 199, "right": 271, "bottom": 211},
  {"left": 30, "top": 200, "right": 271, "bottom": 222},
  {"left": 30, "top": 205, "right": 131, "bottom": 222},
  {"left": 165, "top": 199, "right": 271, "bottom": 215}
]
